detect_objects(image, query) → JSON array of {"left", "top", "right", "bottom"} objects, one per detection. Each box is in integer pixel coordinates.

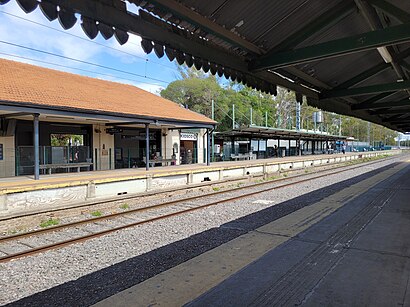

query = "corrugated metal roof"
[
  {"left": 217, "top": 125, "right": 347, "bottom": 141},
  {"left": 2, "top": 0, "right": 410, "bottom": 131}
]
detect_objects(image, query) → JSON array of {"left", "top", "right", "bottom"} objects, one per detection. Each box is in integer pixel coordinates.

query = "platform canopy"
[
  {"left": 3, "top": 0, "right": 410, "bottom": 132},
  {"left": 217, "top": 126, "right": 347, "bottom": 142}
]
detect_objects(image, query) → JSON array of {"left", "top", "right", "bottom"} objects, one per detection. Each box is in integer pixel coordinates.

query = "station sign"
[
  {"left": 180, "top": 132, "right": 198, "bottom": 141},
  {"left": 106, "top": 128, "right": 123, "bottom": 134}
]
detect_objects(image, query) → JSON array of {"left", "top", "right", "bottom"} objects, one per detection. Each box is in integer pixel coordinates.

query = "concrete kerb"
[{"left": 0, "top": 151, "right": 400, "bottom": 217}]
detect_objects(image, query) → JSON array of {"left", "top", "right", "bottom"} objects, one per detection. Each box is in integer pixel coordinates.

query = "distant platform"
[{"left": 0, "top": 151, "right": 400, "bottom": 219}]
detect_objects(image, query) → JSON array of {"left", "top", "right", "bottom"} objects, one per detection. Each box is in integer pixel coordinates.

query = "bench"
[
  {"left": 143, "top": 157, "right": 176, "bottom": 167},
  {"left": 230, "top": 154, "right": 256, "bottom": 161},
  {"left": 40, "top": 162, "right": 93, "bottom": 174}
]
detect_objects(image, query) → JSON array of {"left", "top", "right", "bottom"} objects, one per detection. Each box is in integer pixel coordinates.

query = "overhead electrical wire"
[
  {"left": 0, "top": 40, "right": 169, "bottom": 84},
  {"left": 0, "top": 52, "right": 166, "bottom": 88},
  {"left": 0, "top": 9, "right": 178, "bottom": 73}
]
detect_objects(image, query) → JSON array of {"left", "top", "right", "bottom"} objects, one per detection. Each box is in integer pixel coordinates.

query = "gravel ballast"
[{"left": 0, "top": 156, "right": 405, "bottom": 306}]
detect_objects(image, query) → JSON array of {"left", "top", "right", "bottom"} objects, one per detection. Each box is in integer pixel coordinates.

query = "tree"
[{"left": 160, "top": 65, "right": 399, "bottom": 143}]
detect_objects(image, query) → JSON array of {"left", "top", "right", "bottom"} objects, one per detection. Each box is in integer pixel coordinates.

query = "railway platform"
[
  {"left": 0, "top": 150, "right": 396, "bottom": 219},
  {"left": 95, "top": 157, "right": 410, "bottom": 307}
]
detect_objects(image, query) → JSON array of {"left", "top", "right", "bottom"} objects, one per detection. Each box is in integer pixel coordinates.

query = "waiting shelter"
[
  {"left": 216, "top": 125, "right": 347, "bottom": 160},
  {"left": 0, "top": 59, "right": 216, "bottom": 179}
]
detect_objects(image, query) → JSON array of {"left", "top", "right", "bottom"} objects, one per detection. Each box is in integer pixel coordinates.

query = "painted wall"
[
  {"left": 93, "top": 124, "right": 115, "bottom": 170},
  {"left": 0, "top": 136, "right": 15, "bottom": 177},
  {"left": 197, "top": 129, "right": 207, "bottom": 164},
  {"left": 163, "top": 129, "right": 180, "bottom": 165},
  {"left": 162, "top": 128, "right": 208, "bottom": 165}
]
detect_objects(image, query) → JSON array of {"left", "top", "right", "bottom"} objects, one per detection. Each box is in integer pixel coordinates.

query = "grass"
[
  {"left": 282, "top": 173, "right": 288, "bottom": 177},
  {"left": 91, "top": 211, "right": 103, "bottom": 217},
  {"left": 40, "top": 218, "right": 59, "bottom": 228},
  {"left": 120, "top": 203, "right": 130, "bottom": 210},
  {"left": 212, "top": 186, "right": 220, "bottom": 191}
]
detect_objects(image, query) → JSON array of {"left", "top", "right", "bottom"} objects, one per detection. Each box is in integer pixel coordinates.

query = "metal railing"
[{"left": 16, "top": 146, "right": 91, "bottom": 175}]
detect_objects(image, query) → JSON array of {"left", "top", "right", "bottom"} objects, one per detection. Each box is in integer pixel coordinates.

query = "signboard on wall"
[
  {"left": 180, "top": 132, "right": 198, "bottom": 141},
  {"left": 0, "top": 144, "right": 3, "bottom": 160},
  {"left": 106, "top": 128, "right": 123, "bottom": 134}
]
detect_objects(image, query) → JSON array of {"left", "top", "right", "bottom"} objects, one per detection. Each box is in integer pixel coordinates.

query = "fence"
[{"left": 16, "top": 146, "right": 91, "bottom": 175}]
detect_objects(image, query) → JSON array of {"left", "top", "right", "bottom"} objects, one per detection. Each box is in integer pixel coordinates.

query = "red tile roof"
[{"left": 0, "top": 59, "right": 215, "bottom": 125}]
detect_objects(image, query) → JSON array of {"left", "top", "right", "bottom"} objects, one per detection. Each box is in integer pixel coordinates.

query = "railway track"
[{"left": 0, "top": 154, "right": 402, "bottom": 263}]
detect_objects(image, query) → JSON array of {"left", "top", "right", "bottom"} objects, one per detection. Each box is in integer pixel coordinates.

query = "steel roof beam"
[
  {"left": 370, "top": 108, "right": 410, "bottom": 115},
  {"left": 389, "top": 120, "right": 410, "bottom": 125},
  {"left": 268, "top": 1, "right": 356, "bottom": 52},
  {"left": 358, "top": 92, "right": 396, "bottom": 105},
  {"left": 396, "top": 123, "right": 410, "bottom": 127},
  {"left": 336, "top": 62, "right": 390, "bottom": 89},
  {"left": 368, "top": 0, "right": 410, "bottom": 23},
  {"left": 307, "top": 94, "right": 398, "bottom": 131},
  {"left": 402, "top": 61, "right": 410, "bottom": 73},
  {"left": 31, "top": 0, "right": 318, "bottom": 98},
  {"left": 351, "top": 98, "right": 410, "bottom": 110},
  {"left": 144, "top": 0, "right": 264, "bottom": 55},
  {"left": 250, "top": 22, "right": 410, "bottom": 71},
  {"left": 335, "top": 47, "right": 410, "bottom": 89},
  {"left": 355, "top": 0, "right": 410, "bottom": 96},
  {"left": 321, "top": 80, "right": 410, "bottom": 99},
  {"left": 381, "top": 114, "right": 407, "bottom": 122},
  {"left": 144, "top": 1, "right": 339, "bottom": 95}
]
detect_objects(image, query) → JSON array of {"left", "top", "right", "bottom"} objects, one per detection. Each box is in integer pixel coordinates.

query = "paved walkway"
[{"left": 95, "top": 158, "right": 410, "bottom": 307}]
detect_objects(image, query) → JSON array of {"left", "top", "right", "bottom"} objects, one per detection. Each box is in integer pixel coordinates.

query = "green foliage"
[
  {"left": 51, "top": 134, "right": 84, "bottom": 146},
  {"left": 212, "top": 186, "right": 220, "bottom": 191},
  {"left": 160, "top": 65, "right": 398, "bottom": 144},
  {"left": 120, "top": 203, "right": 130, "bottom": 210},
  {"left": 40, "top": 218, "right": 59, "bottom": 228},
  {"left": 91, "top": 211, "right": 102, "bottom": 217}
]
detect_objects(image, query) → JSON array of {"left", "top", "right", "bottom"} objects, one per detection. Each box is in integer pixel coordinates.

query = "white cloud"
[
  {"left": 106, "top": 34, "right": 147, "bottom": 64},
  {"left": 0, "top": 1, "right": 174, "bottom": 93},
  {"left": 0, "top": 1, "right": 148, "bottom": 69},
  {"left": 135, "top": 83, "right": 164, "bottom": 95}
]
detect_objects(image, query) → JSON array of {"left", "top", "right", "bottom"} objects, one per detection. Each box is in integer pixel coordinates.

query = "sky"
[{"left": 0, "top": 1, "right": 183, "bottom": 94}]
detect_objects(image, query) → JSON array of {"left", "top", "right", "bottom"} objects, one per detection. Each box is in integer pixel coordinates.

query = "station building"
[{"left": 0, "top": 59, "right": 216, "bottom": 179}]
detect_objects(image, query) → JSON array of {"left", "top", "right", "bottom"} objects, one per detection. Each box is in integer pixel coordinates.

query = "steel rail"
[
  {"left": 0, "top": 154, "right": 393, "bottom": 223},
  {"left": 0, "top": 155, "right": 401, "bottom": 263},
  {"left": 0, "top": 155, "right": 393, "bottom": 243}
]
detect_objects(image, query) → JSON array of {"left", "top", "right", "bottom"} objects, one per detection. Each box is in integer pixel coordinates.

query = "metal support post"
[
  {"left": 265, "top": 111, "right": 268, "bottom": 127},
  {"left": 33, "top": 113, "right": 40, "bottom": 180},
  {"left": 257, "top": 138, "right": 260, "bottom": 158},
  {"left": 232, "top": 104, "right": 235, "bottom": 129},
  {"left": 288, "top": 139, "right": 291, "bottom": 156},
  {"left": 211, "top": 100, "right": 215, "bottom": 162},
  {"left": 145, "top": 123, "right": 150, "bottom": 171},
  {"left": 250, "top": 107, "right": 253, "bottom": 126},
  {"left": 206, "top": 129, "right": 211, "bottom": 166},
  {"left": 297, "top": 139, "right": 301, "bottom": 156},
  {"left": 339, "top": 114, "right": 342, "bottom": 136},
  {"left": 296, "top": 102, "right": 301, "bottom": 130}
]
